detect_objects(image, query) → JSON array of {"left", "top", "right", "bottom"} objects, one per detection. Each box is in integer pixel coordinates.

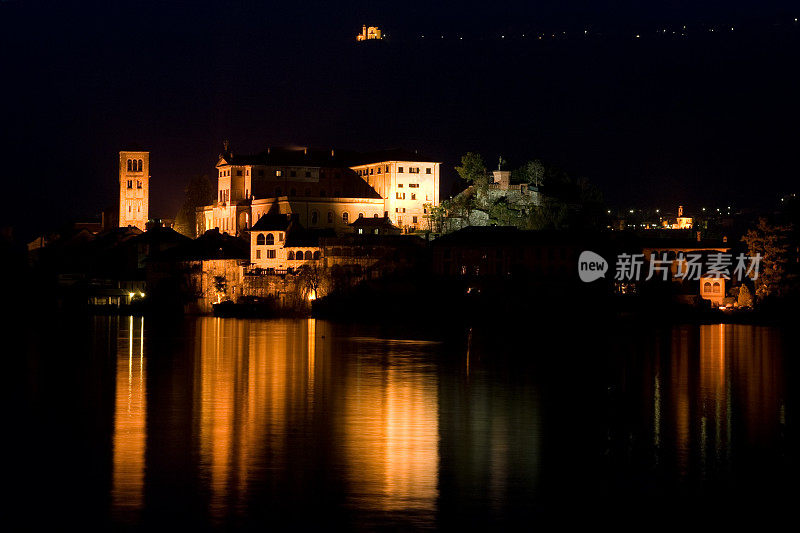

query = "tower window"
[{"left": 127, "top": 160, "right": 132, "bottom": 172}]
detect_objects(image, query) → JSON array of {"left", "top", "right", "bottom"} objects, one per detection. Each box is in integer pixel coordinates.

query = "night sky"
[{"left": 1, "top": 1, "right": 798, "bottom": 238}]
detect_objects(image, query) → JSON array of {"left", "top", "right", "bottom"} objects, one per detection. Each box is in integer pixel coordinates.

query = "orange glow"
[
  {"left": 112, "top": 316, "right": 146, "bottom": 519},
  {"left": 343, "top": 344, "right": 439, "bottom": 513}
]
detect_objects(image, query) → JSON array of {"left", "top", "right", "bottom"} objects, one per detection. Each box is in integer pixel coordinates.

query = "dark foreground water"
[{"left": 11, "top": 316, "right": 798, "bottom": 530}]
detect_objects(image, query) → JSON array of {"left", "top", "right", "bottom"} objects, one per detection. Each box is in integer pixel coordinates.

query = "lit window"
[{"left": 276, "top": 170, "right": 282, "bottom": 177}]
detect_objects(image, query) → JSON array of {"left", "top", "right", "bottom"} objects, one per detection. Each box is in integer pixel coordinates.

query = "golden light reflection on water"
[
  {"left": 112, "top": 316, "right": 146, "bottom": 518},
  {"left": 657, "top": 324, "right": 784, "bottom": 477},
  {"left": 342, "top": 341, "right": 439, "bottom": 514}
]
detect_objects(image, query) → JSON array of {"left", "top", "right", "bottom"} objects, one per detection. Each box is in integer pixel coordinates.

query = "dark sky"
[{"left": 1, "top": 1, "right": 799, "bottom": 238}]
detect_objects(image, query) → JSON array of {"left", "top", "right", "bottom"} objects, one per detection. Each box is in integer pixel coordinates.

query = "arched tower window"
[
  {"left": 256, "top": 234, "right": 265, "bottom": 245},
  {"left": 138, "top": 159, "right": 143, "bottom": 172},
  {"left": 304, "top": 251, "right": 313, "bottom": 260},
  {"left": 265, "top": 233, "right": 274, "bottom": 245},
  {"left": 313, "top": 251, "right": 321, "bottom": 260},
  {"left": 287, "top": 251, "right": 295, "bottom": 260},
  {"left": 127, "top": 159, "right": 132, "bottom": 172}
]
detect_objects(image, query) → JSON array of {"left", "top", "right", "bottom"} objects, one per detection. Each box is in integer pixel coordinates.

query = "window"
[
  {"left": 137, "top": 180, "right": 142, "bottom": 189},
  {"left": 265, "top": 233, "right": 274, "bottom": 245},
  {"left": 358, "top": 228, "right": 364, "bottom": 235},
  {"left": 411, "top": 193, "right": 416, "bottom": 200},
  {"left": 127, "top": 160, "right": 132, "bottom": 172},
  {"left": 276, "top": 170, "right": 282, "bottom": 177},
  {"left": 128, "top": 205, "right": 131, "bottom": 213},
  {"left": 396, "top": 192, "right": 405, "bottom": 199},
  {"left": 127, "top": 180, "right": 133, "bottom": 189},
  {"left": 408, "top": 183, "right": 419, "bottom": 188},
  {"left": 342, "top": 212, "right": 349, "bottom": 223},
  {"left": 409, "top": 167, "right": 420, "bottom": 174},
  {"left": 712, "top": 282, "right": 721, "bottom": 294},
  {"left": 386, "top": 165, "right": 390, "bottom": 172},
  {"left": 313, "top": 251, "right": 321, "bottom": 260},
  {"left": 395, "top": 207, "right": 406, "bottom": 213},
  {"left": 370, "top": 168, "right": 374, "bottom": 174},
  {"left": 237, "top": 170, "right": 242, "bottom": 176},
  {"left": 138, "top": 160, "right": 143, "bottom": 171},
  {"left": 413, "top": 216, "right": 418, "bottom": 223},
  {"left": 703, "top": 282, "right": 711, "bottom": 293},
  {"left": 279, "top": 232, "right": 284, "bottom": 242},
  {"left": 374, "top": 213, "right": 379, "bottom": 218},
  {"left": 256, "top": 250, "right": 261, "bottom": 259},
  {"left": 267, "top": 249, "right": 276, "bottom": 259},
  {"left": 398, "top": 166, "right": 404, "bottom": 173},
  {"left": 358, "top": 213, "right": 364, "bottom": 218},
  {"left": 311, "top": 211, "right": 318, "bottom": 225},
  {"left": 377, "top": 167, "right": 381, "bottom": 174},
  {"left": 288, "top": 251, "right": 295, "bottom": 260},
  {"left": 397, "top": 216, "right": 402, "bottom": 224},
  {"left": 305, "top": 251, "right": 313, "bottom": 260},
  {"left": 426, "top": 168, "right": 432, "bottom": 174},
  {"left": 398, "top": 183, "right": 403, "bottom": 188},
  {"left": 327, "top": 211, "right": 333, "bottom": 223},
  {"left": 257, "top": 234, "right": 265, "bottom": 245}
]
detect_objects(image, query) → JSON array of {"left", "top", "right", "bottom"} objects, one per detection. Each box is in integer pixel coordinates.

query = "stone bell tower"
[{"left": 119, "top": 150, "right": 150, "bottom": 231}]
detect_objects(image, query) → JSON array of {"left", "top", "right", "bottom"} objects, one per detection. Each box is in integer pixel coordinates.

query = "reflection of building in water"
[
  {"left": 652, "top": 324, "right": 783, "bottom": 478},
  {"left": 343, "top": 343, "right": 439, "bottom": 514},
  {"left": 195, "top": 318, "right": 320, "bottom": 522},
  {"left": 112, "top": 316, "right": 146, "bottom": 518}
]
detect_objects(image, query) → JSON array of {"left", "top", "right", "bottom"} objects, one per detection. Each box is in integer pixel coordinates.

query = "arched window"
[
  {"left": 256, "top": 234, "right": 265, "bottom": 245},
  {"left": 703, "top": 282, "right": 711, "bottom": 293},
  {"left": 327, "top": 211, "right": 333, "bottom": 223},
  {"left": 358, "top": 213, "right": 364, "bottom": 219},
  {"left": 712, "top": 282, "right": 721, "bottom": 294},
  {"left": 304, "top": 251, "right": 313, "bottom": 260},
  {"left": 313, "top": 251, "right": 321, "bottom": 260},
  {"left": 137, "top": 160, "right": 143, "bottom": 172},
  {"left": 311, "top": 211, "right": 318, "bottom": 225},
  {"left": 265, "top": 233, "right": 274, "bottom": 245},
  {"left": 342, "top": 212, "right": 349, "bottom": 223},
  {"left": 127, "top": 159, "right": 132, "bottom": 172},
  {"left": 287, "top": 251, "right": 295, "bottom": 260},
  {"left": 374, "top": 213, "right": 379, "bottom": 218}
]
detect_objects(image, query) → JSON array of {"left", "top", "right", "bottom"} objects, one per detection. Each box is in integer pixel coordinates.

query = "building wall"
[
  {"left": 700, "top": 276, "right": 726, "bottom": 306},
  {"left": 119, "top": 151, "right": 149, "bottom": 231},
  {"left": 350, "top": 160, "right": 440, "bottom": 232}
]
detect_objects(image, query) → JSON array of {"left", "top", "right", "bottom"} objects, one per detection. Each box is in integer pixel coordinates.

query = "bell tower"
[{"left": 119, "top": 150, "right": 150, "bottom": 230}]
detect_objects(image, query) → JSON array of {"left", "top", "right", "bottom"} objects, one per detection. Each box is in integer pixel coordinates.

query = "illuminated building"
[
  {"left": 119, "top": 150, "right": 149, "bottom": 231},
  {"left": 661, "top": 204, "right": 693, "bottom": 230},
  {"left": 197, "top": 145, "right": 440, "bottom": 237},
  {"left": 356, "top": 25, "right": 382, "bottom": 41}
]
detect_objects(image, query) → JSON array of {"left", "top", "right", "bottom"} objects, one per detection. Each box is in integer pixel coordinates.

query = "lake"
[{"left": 10, "top": 315, "right": 797, "bottom": 529}]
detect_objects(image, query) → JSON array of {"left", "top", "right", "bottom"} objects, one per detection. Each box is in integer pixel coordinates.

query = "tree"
[
  {"left": 511, "top": 159, "right": 545, "bottom": 186},
  {"left": 455, "top": 152, "right": 488, "bottom": 189},
  {"left": 297, "top": 263, "right": 330, "bottom": 301},
  {"left": 737, "top": 284, "right": 754, "bottom": 308},
  {"left": 741, "top": 218, "right": 795, "bottom": 303},
  {"left": 175, "top": 174, "right": 215, "bottom": 237}
]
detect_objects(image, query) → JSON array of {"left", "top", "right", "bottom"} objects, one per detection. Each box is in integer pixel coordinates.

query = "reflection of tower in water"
[{"left": 112, "top": 316, "right": 146, "bottom": 519}]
